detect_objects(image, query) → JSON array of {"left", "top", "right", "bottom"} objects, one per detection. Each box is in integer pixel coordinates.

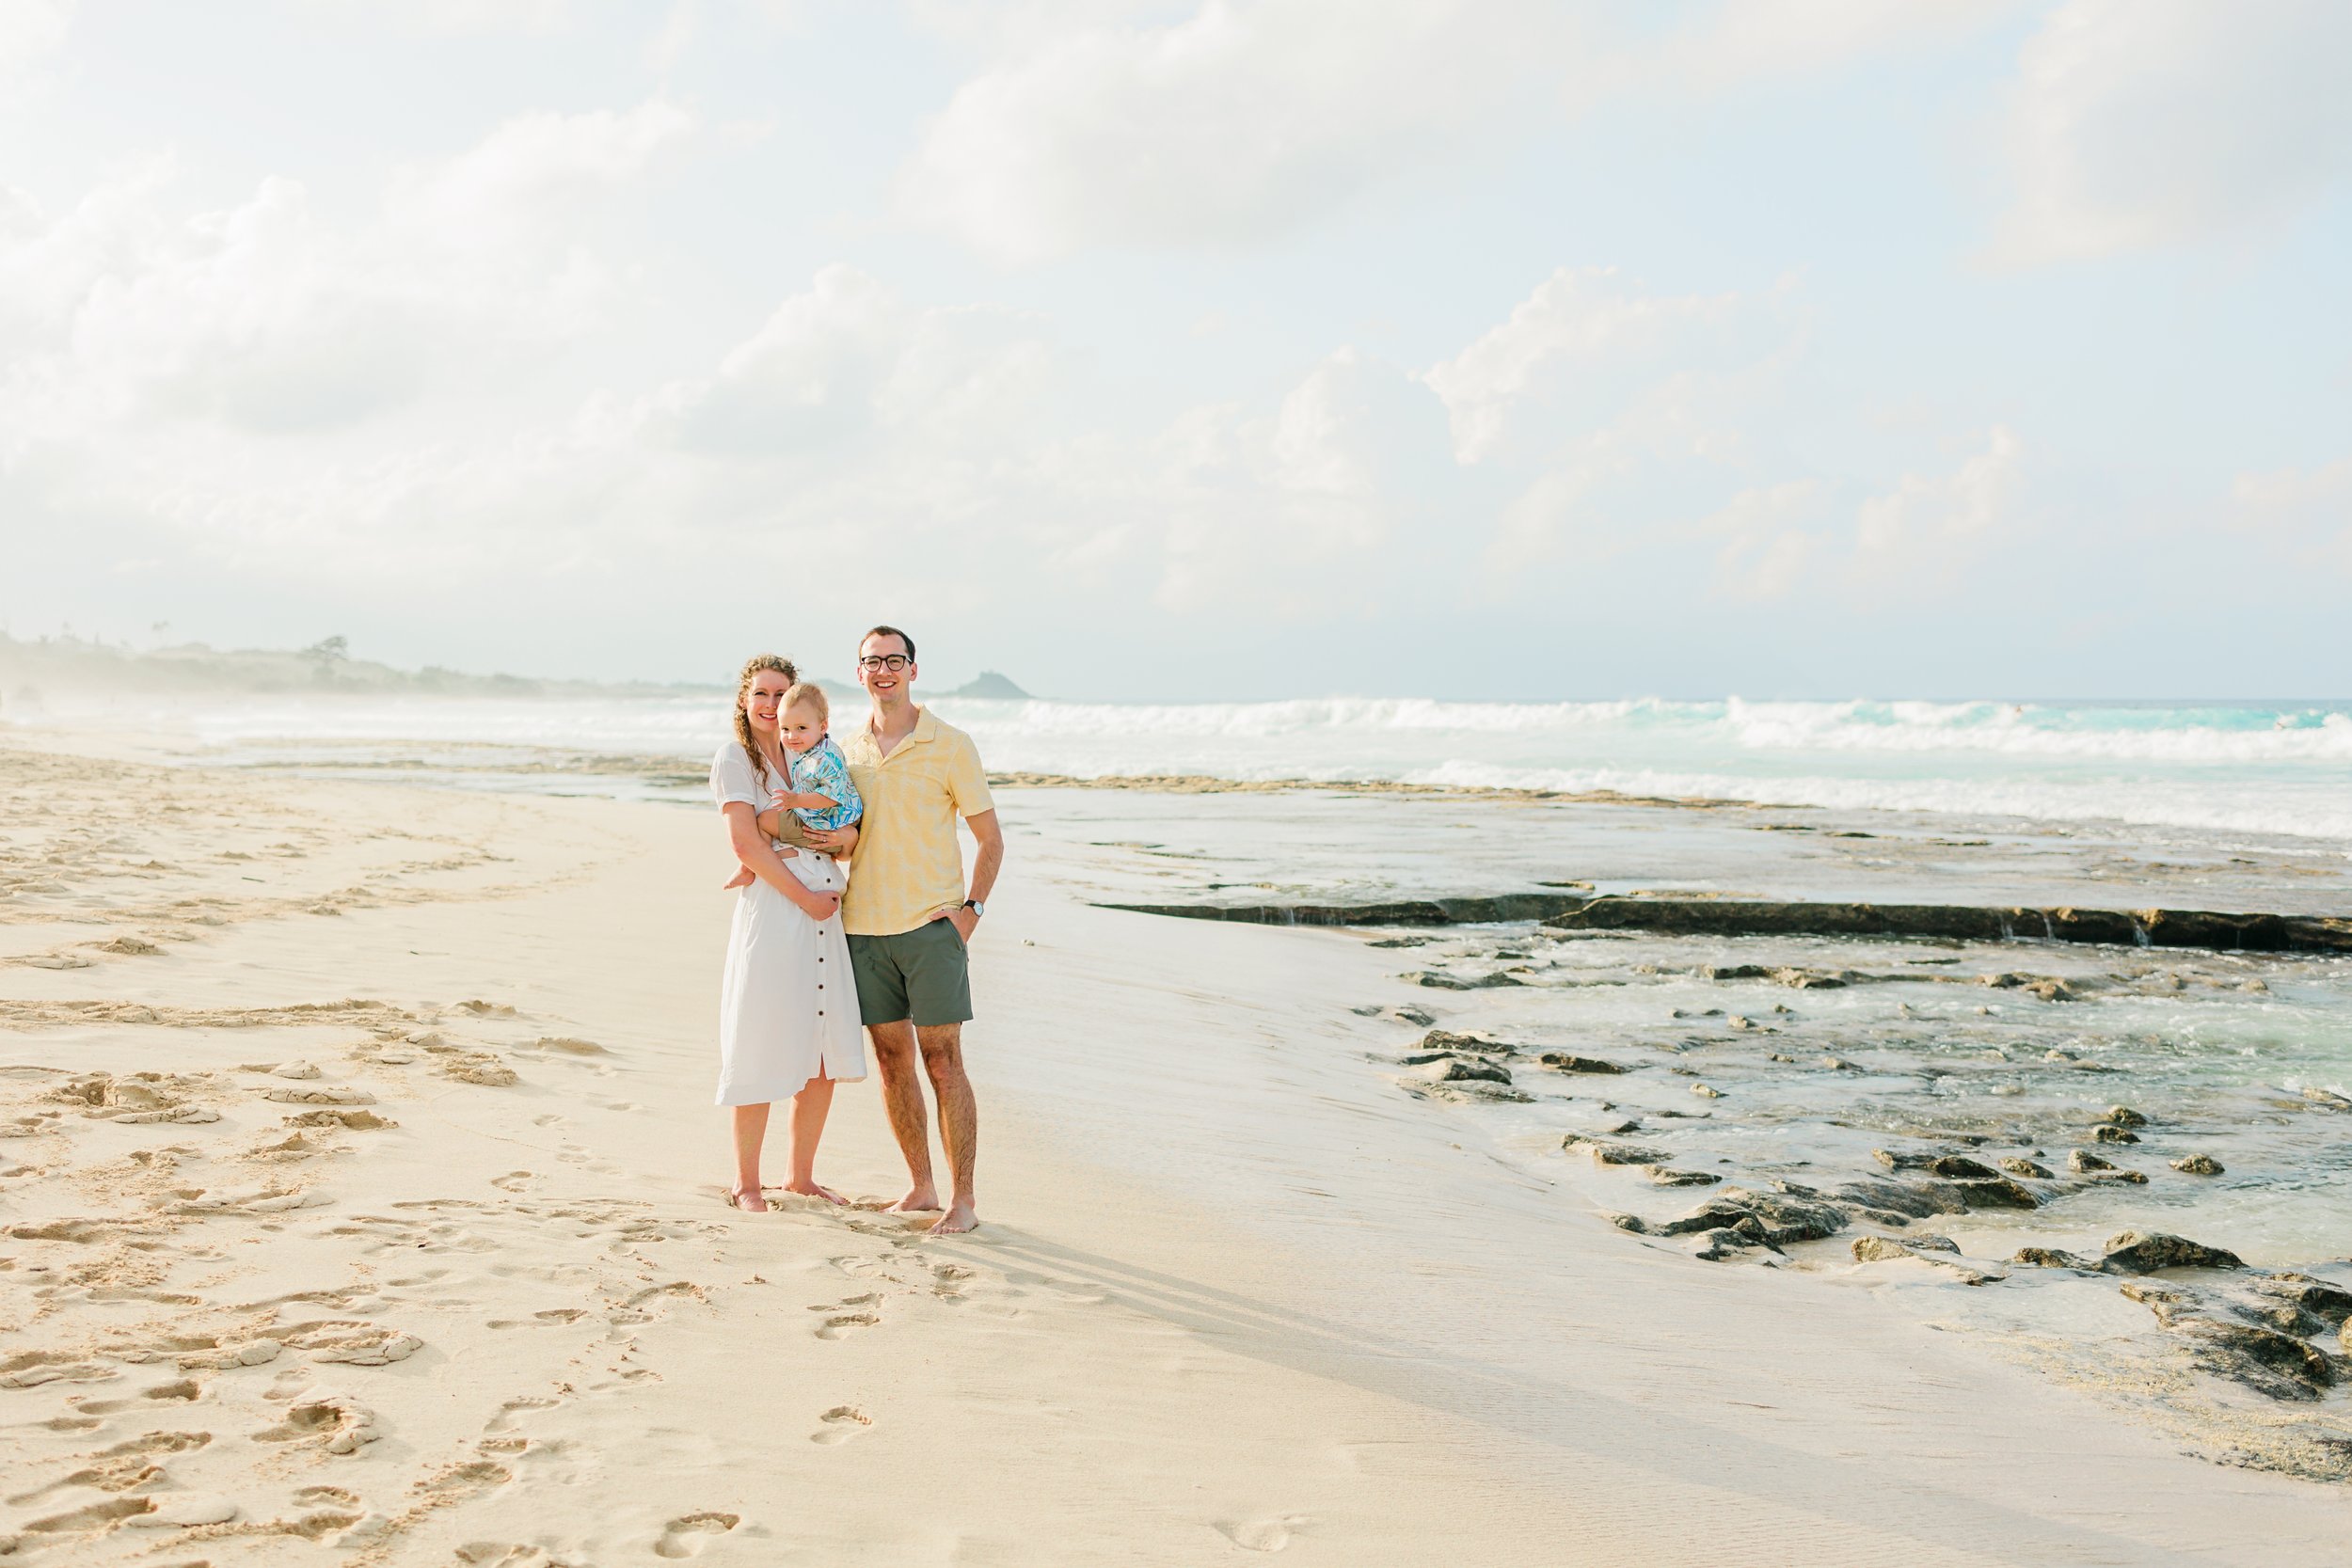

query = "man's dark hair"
[{"left": 861, "top": 625, "right": 914, "bottom": 660}]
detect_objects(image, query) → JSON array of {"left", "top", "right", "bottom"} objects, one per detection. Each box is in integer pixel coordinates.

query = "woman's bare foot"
[
  {"left": 727, "top": 1184, "right": 769, "bottom": 1212},
  {"left": 783, "top": 1180, "right": 849, "bottom": 1206},
  {"left": 886, "top": 1188, "right": 941, "bottom": 1215},
  {"left": 928, "top": 1201, "right": 978, "bottom": 1235}
]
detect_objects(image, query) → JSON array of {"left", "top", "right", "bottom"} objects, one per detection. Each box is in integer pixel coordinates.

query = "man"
[{"left": 833, "top": 625, "right": 1002, "bottom": 1234}]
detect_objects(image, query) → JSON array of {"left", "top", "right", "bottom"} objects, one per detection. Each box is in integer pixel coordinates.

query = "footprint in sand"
[
  {"left": 810, "top": 1405, "right": 873, "bottom": 1445},
  {"left": 411, "top": 1460, "right": 512, "bottom": 1507},
  {"left": 484, "top": 1395, "right": 560, "bottom": 1434},
  {"left": 653, "top": 1512, "right": 740, "bottom": 1558},
  {"left": 813, "top": 1310, "right": 879, "bottom": 1341},
  {"left": 1216, "top": 1516, "right": 1311, "bottom": 1553},
  {"left": 489, "top": 1171, "right": 533, "bottom": 1193}
]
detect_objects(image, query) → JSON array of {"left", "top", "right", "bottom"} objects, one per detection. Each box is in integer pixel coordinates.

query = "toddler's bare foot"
[{"left": 722, "top": 866, "right": 755, "bottom": 890}]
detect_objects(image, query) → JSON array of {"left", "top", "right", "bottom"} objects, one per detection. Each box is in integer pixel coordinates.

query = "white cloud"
[
  {"left": 654, "top": 264, "right": 1053, "bottom": 460},
  {"left": 1853, "top": 426, "right": 2023, "bottom": 576},
  {"left": 898, "top": 0, "right": 1561, "bottom": 262},
  {"left": 1697, "top": 478, "right": 1829, "bottom": 600},
  {"left": 0, "top": 0, "right": 75, "bottom": 76},
  {"left": 2233, "top": 456, "right": 2352, "bottom": 574},
  {"left": 0, "top": 100, "right": 691, "bottom": 443},
  {"left": 1580, "top": 0, "right": 2019, "bottom": 102},
  {"left": 1420, "top": 266, "right": 1756, "bottom": 465},
  {"left": 1994, "top": 0, "right": 2352, "bottom": 263}
]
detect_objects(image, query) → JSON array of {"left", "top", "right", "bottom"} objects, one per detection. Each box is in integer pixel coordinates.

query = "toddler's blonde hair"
[{"left": 782, "top": 681, "right": 830, "bottom": 723}]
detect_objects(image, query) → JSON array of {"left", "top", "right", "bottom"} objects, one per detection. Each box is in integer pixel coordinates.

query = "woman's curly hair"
[{"left": 732, "top": 653, "right": 799, "bottom": 787}]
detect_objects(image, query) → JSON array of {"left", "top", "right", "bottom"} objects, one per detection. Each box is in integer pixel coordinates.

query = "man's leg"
[
  {"left": 866, "top": 1021, "right": 940, "bottom": 1212},
  {"left": 916, "top": 1023, "right": 977, "bottom": 1233}
]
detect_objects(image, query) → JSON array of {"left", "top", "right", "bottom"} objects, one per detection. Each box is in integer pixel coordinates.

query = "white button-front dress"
[{"left": 709, "top": 741, "right": 867, "bottom": 1105}]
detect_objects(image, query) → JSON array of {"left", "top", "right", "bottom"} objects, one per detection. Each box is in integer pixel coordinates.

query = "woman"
[{"left": 709, "top": 654, "right": 866, "bottom": 1212}]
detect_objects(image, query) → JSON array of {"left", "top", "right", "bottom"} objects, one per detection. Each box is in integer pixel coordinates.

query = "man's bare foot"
[
  {"left": 727, "top": 1184, "right": 769, "bottom": 1212},
  {"left": 928, "top": 1202, "right": 978, "bottom": 1235},
  {"left": 886, "top": 1189, "right": 941, "bottom": 1214},
  {"left": 783, "top": 1180, "right": 849, "bottom": 1206}
]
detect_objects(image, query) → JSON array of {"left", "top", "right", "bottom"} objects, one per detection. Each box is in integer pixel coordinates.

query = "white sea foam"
[{"left": 18, "top": 690, "right": 2352, "bottom": 847}]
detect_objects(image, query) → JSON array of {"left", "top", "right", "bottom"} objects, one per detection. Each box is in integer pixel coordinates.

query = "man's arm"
[
  {"left": 963, "top": 809, "right": 1003, "bottom": 907},
  {"left": 933, "top": 809, "right": 1002, "bottom": 943}
]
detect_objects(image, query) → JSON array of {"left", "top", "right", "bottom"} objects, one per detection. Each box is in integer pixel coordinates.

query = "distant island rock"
[{"left": 941, "top": 671, "right": 1031, "bottom": 700}]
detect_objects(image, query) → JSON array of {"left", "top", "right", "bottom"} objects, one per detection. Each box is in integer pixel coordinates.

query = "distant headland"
[{"left": 0, "top": 634, "right": 1029, "bottom": 709}]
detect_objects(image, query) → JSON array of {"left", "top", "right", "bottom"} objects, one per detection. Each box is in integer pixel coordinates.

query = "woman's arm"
[
  {"left": 724, "top": 803, "right": 837, "bottom": 918},
  {"left": 803, "top": 821, "right": 859, "bottom": 860}
]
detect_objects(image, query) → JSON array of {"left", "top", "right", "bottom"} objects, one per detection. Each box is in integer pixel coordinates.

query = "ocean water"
[
  {"left": 34, "top": 691, "right": 2352, "bottom": 848},
  {"left": 14, "top": 685, "right": 2351, "bottom": 1468}
]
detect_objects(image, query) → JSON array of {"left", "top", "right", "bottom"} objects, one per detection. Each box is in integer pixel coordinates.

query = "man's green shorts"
[{"left": 848, "top": 921, "right": 972, "bottom": 1027}]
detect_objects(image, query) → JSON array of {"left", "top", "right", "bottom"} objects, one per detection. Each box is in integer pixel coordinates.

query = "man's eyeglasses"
[{"left": 858, "top": 654, "right": 912, "bottom": 673}]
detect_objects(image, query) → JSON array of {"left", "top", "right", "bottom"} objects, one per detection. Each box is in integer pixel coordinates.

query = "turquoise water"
[{"left": 21, "top": 691, "right": 2348, "bottom": 847}]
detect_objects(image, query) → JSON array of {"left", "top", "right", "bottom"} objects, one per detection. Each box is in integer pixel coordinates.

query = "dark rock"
[
  {"left": 1831, "top": 1178, "right": 1967, "bottom": 1219},
  {"left": 1642, "top": 1165, "right": 1722, "bottom": 1187},
  {"left": 1606, "top": 1212, "right": 1647, "bottom": 1234},
  {"left": 2233, "top": 1298, "right": 2328, "bottom": 1338},
  {"left": 2067, "top": 1148, "right": 2117, "bottom": 1173},
  {"left": 1419, "top": 1028, "right": 1517, "bottom": 1055},
  {"left": 1853, "top": 1234, "right": 1961, "bottom": 1261},
  {"left": 1704, "top": 963, "right": 1773, "bottom": 980},
  {"left": 2119, "top": 1280, "right": 2185, "bottom": 1318},
  {"left": 1392, "top": 1006, "right": 1437, "bottom": 1027},
  {"left": 2013, "top": 1247, "right": 2090, "bottom": 1269},
  {"left": 1689, "top": 1226, "right": 1763, "bottom": 1261},
  {"left": 1537, "top": 1053, "right": 1627, "bottom": 1074},
  {"left": 1572, "top": 1138, "right": 1675, "bottom": 1165},
  {"left": 1772, "top": 967, "right": 1849, "bottom": 989},
  {"left": 1998, "top": 1157, "right": 2054, "bottom": 1180},
  {"left": 1661, "top": 1188, "right": 1847, "bottom": 1248},
  {"left": 2251, "top": 1275, "right": 2352, "bottom": 1327},
  {"left": 1418, "top": 1079, "right": 1533, "bottom": 1104},
  {"left": 2170, "top": 1153, "right": 2225, "bottom": 1176},
  {"left": 1534, "top": 897, "right": 2350, "bottom": 955},
  {"left": 2173, "top": 1317, "right": 2335, "bottom": 1400},
  {"left": 2090, "top": 1124, "right": 2140, "bottom": 1145},
  {"left": 2102, "top": 1105, "right": 2150, "bottom": 1128},
  {"left": 1949, "top": 1177, "right": 2040, "bottom": 1210},
  {"left": 1872, "top": 1148, "right": 1939, "bottom": 1173},
  {"left": 2302, "top": 1085, "right": 2351, "bottom": 1110},
  {"left": 1427, "top": 1058, "right": 1510, "bottom": 1085},
  {"left": 2099, "top": 1231, "right": 2245, "bottom": 1275},
  {"left": 1405, "top": 970, "right": 1520, "bottom": 990},
  {"left": 1926, "top": 1155, "right": 2000, "bottom": 1180}
]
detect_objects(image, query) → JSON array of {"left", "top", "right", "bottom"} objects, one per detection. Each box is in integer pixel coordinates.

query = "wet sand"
[{"left": 3, "top": 738, "right": 2348, "bottom": 1563}]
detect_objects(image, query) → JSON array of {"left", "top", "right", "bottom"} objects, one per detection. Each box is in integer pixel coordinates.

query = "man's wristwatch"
[{"left": 962, "top": 898, "right": 985, "bottom": 918}]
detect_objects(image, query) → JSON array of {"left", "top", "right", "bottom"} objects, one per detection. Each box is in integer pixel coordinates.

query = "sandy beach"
[{"left": 4, "top": 736, "right": 2348, "bottom": 1565}]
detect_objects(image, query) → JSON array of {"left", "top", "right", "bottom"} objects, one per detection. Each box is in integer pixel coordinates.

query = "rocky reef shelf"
[{"left": 1102, "top": 894, "right": 2352, "bottom": 955}]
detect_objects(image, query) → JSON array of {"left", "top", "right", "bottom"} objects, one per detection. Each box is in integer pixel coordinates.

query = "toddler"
[{"left": 724, "top": 683, "right": 862, "bottom": 890}]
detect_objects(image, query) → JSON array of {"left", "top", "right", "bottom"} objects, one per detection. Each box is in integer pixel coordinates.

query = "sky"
[{"left": 1, "top": 0, "right": 2348, "bottom": 701}]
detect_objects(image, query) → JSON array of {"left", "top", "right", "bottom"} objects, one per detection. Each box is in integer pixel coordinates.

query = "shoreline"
[{"left": 4, "top": 740, "right": 2350, "bottom": 1561}]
